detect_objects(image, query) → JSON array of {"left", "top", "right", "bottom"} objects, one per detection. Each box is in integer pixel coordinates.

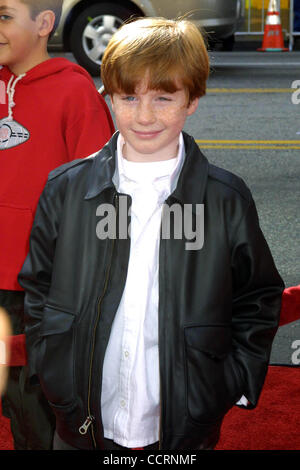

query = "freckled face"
[{"left": 110, "top": 79, "right": 199, "bottom": 162}]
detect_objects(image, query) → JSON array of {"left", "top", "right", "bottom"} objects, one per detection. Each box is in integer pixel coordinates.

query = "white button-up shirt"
[{"left": 100, "top": 133, "right": 185, "bottom": 448}]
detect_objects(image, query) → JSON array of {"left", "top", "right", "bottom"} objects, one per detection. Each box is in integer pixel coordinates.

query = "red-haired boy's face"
[{"left": 111, "top": 78, "right": 199, "bottom": 162}]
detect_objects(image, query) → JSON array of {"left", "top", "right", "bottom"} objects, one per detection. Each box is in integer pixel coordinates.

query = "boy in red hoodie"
[{"left": 0, "top": 0, "right": 114, "bottom": 450}]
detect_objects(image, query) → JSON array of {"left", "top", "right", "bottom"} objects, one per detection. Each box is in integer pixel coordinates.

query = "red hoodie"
[{"left": 0, "top": 58, "right": 114, "bottom": 292}]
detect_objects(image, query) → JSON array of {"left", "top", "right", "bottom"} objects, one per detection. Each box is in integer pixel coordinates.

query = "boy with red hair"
[{"left": 20, "top": 17, "right": 283, "bottom": 450}]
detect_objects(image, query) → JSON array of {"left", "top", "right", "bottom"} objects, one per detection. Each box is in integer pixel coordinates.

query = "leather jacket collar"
[{"left": 84, "top": 131, "right": 209, "bottom": 208}]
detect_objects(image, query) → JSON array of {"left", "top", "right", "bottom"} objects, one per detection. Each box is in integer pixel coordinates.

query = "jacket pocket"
[
  {"left": 37, "top": 305, "right": 76, "bottom": 407},
  {"left": 184, "top": 324, "right": 244, "bottom": 425}
]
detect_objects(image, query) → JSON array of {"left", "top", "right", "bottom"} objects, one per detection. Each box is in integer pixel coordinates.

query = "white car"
[{"left": 49, "top": 0, "right": 244, "bottom": 75}]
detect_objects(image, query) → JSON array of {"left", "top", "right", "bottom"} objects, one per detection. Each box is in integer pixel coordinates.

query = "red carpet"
[
  {"left": 0, "top": 405, "right": 13, "bottom": 450},
  {"left": 1, "top": 286, "right": 299, "bottom": 450},
  {"left": 216, "top": 365, "right": 300, "bottom": 450},
  {"left": 0, "top": 365, "right": 299, "bottom": 450}
]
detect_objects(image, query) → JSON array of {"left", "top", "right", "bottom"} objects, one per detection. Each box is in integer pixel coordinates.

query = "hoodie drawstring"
[{"left": 5, "top": 73, "right": 26, "bottom": 122}]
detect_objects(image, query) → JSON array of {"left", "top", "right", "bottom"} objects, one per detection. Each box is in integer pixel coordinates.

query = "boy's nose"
[{"left": 136, "top": 102, "right": 156, "bottom": 125}]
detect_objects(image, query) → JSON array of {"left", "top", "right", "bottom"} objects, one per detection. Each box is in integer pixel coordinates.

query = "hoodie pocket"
[
  {"left": 38, "top": 305, "right": 76, "bottom": 407},
  {"left": 0, "top": 204, "right": 33, "bottom": 286},
  {"left": 184, "top": 325, "right": 243, "bottom": 425}
]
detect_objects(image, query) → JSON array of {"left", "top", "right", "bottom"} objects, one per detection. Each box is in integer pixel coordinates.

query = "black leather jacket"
[{"left": 19, "top": 132, "right": 284, "bottom": 450}]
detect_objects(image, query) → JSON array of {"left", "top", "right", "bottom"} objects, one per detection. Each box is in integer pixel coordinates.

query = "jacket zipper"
[
  {"left": 79, "top": 415, "right": 94, "bottom": 435},
  {"left": 79, "top": 192, "right": 118, "bottom": 447}
]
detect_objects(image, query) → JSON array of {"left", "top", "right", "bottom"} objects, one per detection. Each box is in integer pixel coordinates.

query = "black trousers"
[{"left": 0, "top": 290, "right": 56, "bottom": 450}]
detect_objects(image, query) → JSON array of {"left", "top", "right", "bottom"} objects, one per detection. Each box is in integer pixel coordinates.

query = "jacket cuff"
[{"left": 7, "top": 334, "right": 28, "bottom": 366}]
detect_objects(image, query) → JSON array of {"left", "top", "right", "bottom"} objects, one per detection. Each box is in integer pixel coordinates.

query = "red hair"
[{"left": 101, "top": 17, "right": 210, "bottom": 103}]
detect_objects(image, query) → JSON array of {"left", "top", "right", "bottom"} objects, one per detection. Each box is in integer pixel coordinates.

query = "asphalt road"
[
  {"left": 191, "top": 51, "right": 300, "bottom": 365},
  {"left": 51, "top": 50, "right": 300, "bottom": 365}
]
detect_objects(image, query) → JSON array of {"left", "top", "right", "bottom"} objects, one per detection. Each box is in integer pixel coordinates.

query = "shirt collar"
[
  {"left": 113, "top": 133, "right": 185, "bottom": 194},
  {"left": 84, "top": 131, "right": 209, "bottom": 210}
]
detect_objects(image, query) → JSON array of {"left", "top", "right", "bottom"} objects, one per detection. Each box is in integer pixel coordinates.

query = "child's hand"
[{"left": 0, "top": 307, "right": 11, "bottom": 395}]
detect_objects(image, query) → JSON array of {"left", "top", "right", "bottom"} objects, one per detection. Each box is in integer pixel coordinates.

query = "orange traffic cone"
[{"left": 258, "top": 0, "right": 288, "bottom": 51}]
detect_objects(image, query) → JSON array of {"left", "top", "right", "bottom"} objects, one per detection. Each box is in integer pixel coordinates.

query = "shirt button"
[
  {"left": 124, "top": 350, "right": 129, "bottom": 358},
  {"left": 120, "top": 400, "right": 126, "bottom": 408}
]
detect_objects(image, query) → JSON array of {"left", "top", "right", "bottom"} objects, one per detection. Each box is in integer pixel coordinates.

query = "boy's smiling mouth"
[{"left": 132, "top": 130, "right": 163, "bottom": 138}]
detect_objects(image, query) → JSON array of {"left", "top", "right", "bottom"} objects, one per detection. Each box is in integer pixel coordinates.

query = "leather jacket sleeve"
[
  {"left": 230, "top": 197, "right": 284, "bottom": 407},
  {"left": 18, "top": 181, "right": 60, "bottom": 383}
]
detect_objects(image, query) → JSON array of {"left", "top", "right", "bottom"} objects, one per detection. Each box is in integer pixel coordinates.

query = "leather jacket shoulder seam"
[
  {"left": 208, "top": 164, "right": 251, "bottom": 202},
  {"left": 48, "top": 155, "right": 95, "bottom": 182}
]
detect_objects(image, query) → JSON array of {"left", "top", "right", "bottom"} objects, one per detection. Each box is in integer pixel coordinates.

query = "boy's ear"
[
  {"left": 187, "top": 97, "right": 200, "bottom": 116},
  {"left": 36, "top": 10, "right": 56, "bottom": 38}
]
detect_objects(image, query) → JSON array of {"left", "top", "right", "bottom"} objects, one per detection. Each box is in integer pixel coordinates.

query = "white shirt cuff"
[{"left": 236, "top": 395, "right": 249, "bottom": 406}]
